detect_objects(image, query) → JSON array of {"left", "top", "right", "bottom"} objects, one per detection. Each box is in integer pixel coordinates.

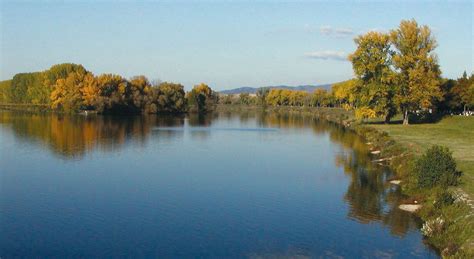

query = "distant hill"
[{"left": 220, "top": 84, "right": 332, "bottom": 95}]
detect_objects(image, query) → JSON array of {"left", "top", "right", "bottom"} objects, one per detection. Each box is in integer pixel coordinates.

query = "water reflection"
[{"left": 0, "top": 110, "right": 424, "bottom": 245}]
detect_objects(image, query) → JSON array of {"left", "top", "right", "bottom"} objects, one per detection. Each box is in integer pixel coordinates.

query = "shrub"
[
  {"left": 434, "top": 191, "right": 455, "bottom": 209},
  {"left": 415, "top": 145, "right": 460, "bottom": 188}
]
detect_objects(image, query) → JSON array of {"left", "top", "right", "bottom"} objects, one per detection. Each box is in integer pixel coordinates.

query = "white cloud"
[
  {"left": 319, "top": 25, "right": 354, "bottom": 37},
  {"left": 320, "top": 26, "right": 353, "bottom": 37},
  {"left": 304, "top": 51, "right": 348, "bottom": 61},
  {"left": 334, "top": 28, "right": 353, "bottom": 36},
  {"left": 320, "top": 25, "right": 333, "bottom": 35}
]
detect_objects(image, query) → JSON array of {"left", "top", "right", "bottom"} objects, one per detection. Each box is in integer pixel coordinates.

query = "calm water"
[{"left": 0, "top": 111, "right": 437, "bottom": 258}]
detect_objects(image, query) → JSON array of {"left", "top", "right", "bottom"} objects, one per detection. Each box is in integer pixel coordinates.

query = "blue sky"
[{"left": 1, "top": 1, "right": 472, "bottom": 90}]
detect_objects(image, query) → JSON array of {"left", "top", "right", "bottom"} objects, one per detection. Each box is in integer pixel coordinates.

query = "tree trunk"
[
  {"left": 403, "top": 109, "right": 409, "bottom": 125},
  {"left": 384, "top": 114, "right": 391, "bottom": 124}
]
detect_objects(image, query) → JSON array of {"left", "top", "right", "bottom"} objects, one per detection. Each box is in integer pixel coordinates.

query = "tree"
[
  {"left": 390, "top": 19, "right": 442, "bottom": 124},
  {"left": 188, "top": 83, "right": 217, "bottom": 113},
  {"left": 129, "top": 75, "right": 152, "bottom": 111},
  {"left": 256, "top": 87, "right": 269, "bottom": 106},
  {"left": 155, "top": 82, "right": 187, "bottom": 113},
  {"left": 0, "top": 80, "right": 12, "bottom": 102},
  {"left": 312, "top": 88, "right": 328, "bottom": 107},
  {"left": 349, "top": 31, "right": 397, "bottom": 123},
  {"left": 94, "top": 74, "right": 130, "bottom": 113},
  {"left": 42, "top": 63, "right": 88, "bottom": 104},
  {"left": 451, "top": 71, "right": 474, "bottom": 113},
  {"left": 81, "top": 73, "right": 100, "bottom": 109},
  {"left": 332, "top": 79, "right": 357, "bottom": 109},
  {"left": 50, "top": 71, "right": 90, "bottom": 111},
  {"left": 239, "top": 93, "right": 251, "bottom": 105}
]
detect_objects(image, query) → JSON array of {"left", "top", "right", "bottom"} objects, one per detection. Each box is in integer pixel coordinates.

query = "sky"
[{"left": 0, "top": 0, "right": 472, "bottom": 91}]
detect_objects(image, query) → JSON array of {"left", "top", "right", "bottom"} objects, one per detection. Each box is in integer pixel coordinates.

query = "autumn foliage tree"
[
  {"left": 187, "top": 83, "right": 218, "bottom": 113},
  {"left": 349, "top": 31, "right": 397, "bottom": 122},
  {"left": 390, "top": 19, "right": 442, "bottom": 124}
]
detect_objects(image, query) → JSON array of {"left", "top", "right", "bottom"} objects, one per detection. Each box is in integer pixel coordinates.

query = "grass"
[{"left": 371, "top": 116, "right": 474, "bottom": 198}]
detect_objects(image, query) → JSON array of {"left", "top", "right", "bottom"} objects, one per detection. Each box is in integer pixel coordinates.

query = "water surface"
[{"left": 0, "top": 111, "right": 437, "bottom": 258}]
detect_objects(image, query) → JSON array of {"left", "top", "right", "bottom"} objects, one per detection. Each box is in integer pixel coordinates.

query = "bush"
[
  {"left": 415, "top": 145, "right": 460, "bottom": 188},
  {"left": 434, "top": 191, "right": 455, "bottom": 209}
]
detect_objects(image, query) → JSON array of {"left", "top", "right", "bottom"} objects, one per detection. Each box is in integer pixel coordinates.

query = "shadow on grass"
[{"left": 365, "top": 113, "right": 447, "bottom": 125}]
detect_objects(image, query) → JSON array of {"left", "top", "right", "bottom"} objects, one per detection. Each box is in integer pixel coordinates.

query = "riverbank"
[{"left": 217, "top": 104, "right": 473, "bottom": 258}]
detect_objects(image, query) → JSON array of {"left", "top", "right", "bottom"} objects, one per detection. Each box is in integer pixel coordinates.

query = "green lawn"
[{"left": 372, "top": 116, "right": 474, "bottom": 197}]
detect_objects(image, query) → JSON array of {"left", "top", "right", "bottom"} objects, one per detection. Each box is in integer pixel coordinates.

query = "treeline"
[
  {"left": 220, "top": 88, "right": 335, "bottom": 107},
  {"left": 222, "top": 71, "right": 473, "bottom": 124},
  {"left": 0, "top": 64, "right": 218, "bottom": 114},
  {"left": 221, "top": 19, "right": 474, "bottom": 124}
]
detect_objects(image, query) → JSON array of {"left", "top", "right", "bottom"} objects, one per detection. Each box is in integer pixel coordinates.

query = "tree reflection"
[{"left": 0, "top": 112, "right": 184, "bottom": 159}]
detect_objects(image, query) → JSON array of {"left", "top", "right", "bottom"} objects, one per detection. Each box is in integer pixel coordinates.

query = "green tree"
[
  {"left": 239, "top": 93, "right": 251, "bottom": 105},
  {"left": 10, "top": 73, "right": 42, "bottom": 103},
  {"left": 0, "top": 80, "right": 12, "bottom": 102},
  {"left": 451, "top": 71, "right": 474, "bottom": 113},
  {"left": 390, "top": 19, "right": 442, "bottom": 124}
]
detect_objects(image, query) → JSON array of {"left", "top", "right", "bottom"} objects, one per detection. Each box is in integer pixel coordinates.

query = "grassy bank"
[
  {"left": 351, "top": 117, "right": 473, "bottom": 257},
  {"left": 372, "top": 117, "right": 474, "bottom": 198}
]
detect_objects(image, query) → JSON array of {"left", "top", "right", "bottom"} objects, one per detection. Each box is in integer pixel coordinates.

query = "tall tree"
[
  {"left": 349, "top": 31, "right": 397, "bottom": 122},
  {"left": 390, "top": 19, "right": 442, "bottom": 124}
]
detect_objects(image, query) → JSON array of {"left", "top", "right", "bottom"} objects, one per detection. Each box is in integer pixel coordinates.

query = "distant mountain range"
[{"left": 219, "top": 84, "right": 332, "bottom": 95}]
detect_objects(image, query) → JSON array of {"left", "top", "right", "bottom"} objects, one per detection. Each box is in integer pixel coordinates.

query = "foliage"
[
  {"left": 450, "top": 71, "right": 474, "bottom": 113},
  {"left": 311, "top": 88, "right": 330, "bottom": 107},
  {"left": 0, "top": 80, "right": 12, "bottom": 102},
  {"left": 154, "top": 82, "right": 187, "bottom": 113},
  {"left": 355, "top": 107, "right": 376, "bottom": 121},
  {"left": 390, "top": 19, "right": 442, "bottom": 124},
  {"left": 238, "top": 93, "right": 252, "bottom": 105},
  {"left": 433, "top": 191, "right": 455, "bottom": 209},
  {"left": 331, "top": 79, "right": 357, "bottom": 109},
  {"left": 50, "top": 71, "right": 90, "bottom": 112},
  {"left": 256, "top": 87, "right": 269, "bottom": 105},
  {"left": 415, "top": 145, "right": 460, "bottom": 188},
  {"left": 187, "top": 83, "right": 218, "bottom": 113},
  {"left": 349, "top": 31, "right": 397, "bottom": 122}
]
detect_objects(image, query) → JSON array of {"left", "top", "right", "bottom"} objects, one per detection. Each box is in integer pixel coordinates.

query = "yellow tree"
[
  {"left": 390, "top": 19, "right": 442, "bottom": 124},
  {"left": 50, "top": 71, "right": 90, "bottom": 111},
  {"left": 349, "top": 31, "right": 397, "bottom": 123},
  {"left": 312, "top": 88, "right": 328, "bottom": 107},
  {"left": 81, "top": 73, "right": 99, "bottom": 109},
  {"left": 188, "top": 83, "right": 217, "bottom": 112},
  {"left": 332, "top": 79, "right": 357, "bottom": 109}
]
